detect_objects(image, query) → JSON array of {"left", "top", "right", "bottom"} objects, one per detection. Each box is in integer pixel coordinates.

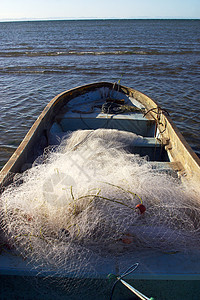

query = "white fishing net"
[{"left": 1, "top": 129, "right": 200, "bottom": 297}]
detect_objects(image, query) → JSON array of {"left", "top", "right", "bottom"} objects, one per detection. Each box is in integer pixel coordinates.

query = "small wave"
[
  {"left": 0, "top": 145, "right": 17, "bottom": 153},
  {"left": 0, "top": 62, "right": 198, "bottom": 75},
  {"left": 0, "top": 49, "right": 199, "bottom": 58}
]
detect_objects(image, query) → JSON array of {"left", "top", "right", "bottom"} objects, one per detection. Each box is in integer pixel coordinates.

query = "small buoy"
[
  {"left": 135, "top": 203, "right": 146, "bottom": 214},
  {"left": 121, "top": 233, "right": 133, "bottom": 244},
  {"left": 122, "top": 237, "right": 132, "bottom": 244}
]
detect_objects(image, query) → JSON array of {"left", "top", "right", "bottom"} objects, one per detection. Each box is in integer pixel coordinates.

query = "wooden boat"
[
  {"left": 0, "top": 81, "right": 199, "bottom": 186},
  {"left": 0, "top": 82, "right": 200, "bottom": 299}
]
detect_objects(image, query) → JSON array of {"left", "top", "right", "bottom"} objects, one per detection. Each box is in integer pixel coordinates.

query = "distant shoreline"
[{"left": 0, "top": 18, "right": 199, "bottom": 23}]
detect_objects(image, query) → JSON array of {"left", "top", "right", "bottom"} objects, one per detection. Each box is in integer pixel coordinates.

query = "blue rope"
[
  {"left": 109, "top": 263, "right": 139, "bottom": 300},
  {"left": 109, "top": 263, "right": 155, "bottom": 300}
]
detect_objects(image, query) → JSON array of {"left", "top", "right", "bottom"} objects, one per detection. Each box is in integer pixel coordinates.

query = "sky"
[{"left": 0, "top": 0, "right": 200, "bottom": 21}]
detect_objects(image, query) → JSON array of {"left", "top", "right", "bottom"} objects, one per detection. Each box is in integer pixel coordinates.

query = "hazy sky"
[{"left": 1, "top": 0, "right": 200, "bottom": 21}]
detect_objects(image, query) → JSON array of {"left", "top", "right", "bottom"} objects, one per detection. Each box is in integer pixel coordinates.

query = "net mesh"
[{"left": 1, "top": 128, "right": 200, "bottom": 296}]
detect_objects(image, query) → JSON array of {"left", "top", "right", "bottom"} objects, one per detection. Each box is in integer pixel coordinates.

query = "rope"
[
  {"left": 109, "top": 263, "right": 155, "bottom": 300},
  {"left": 143, "top": 107, "right": 169, "bottom": 118},
  {"left": 144, "top": 106, "right": 169, "bottom": 141},
  {"left": 102, "top": 102, "right": 142, "bottom": 114},
  {"left": 109, "top": 263, "right": 139, "bottom": 300}
]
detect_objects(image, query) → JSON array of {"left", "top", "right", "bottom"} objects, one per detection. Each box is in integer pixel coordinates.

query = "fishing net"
[{"left": 1, "top": 129, "right": 200, "bottom": 297}]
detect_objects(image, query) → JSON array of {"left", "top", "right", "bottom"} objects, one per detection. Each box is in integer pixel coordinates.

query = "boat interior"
[{"left": 45, "top": 87, "right": 179, "bottom": 177}]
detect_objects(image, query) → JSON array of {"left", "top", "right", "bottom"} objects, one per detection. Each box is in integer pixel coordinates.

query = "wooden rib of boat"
[
  {"left": 1, "top": 82, "right": 200, "bottom": 299},
  {"left": 0, "top": 81, "right": 200, "bottom": 186}
]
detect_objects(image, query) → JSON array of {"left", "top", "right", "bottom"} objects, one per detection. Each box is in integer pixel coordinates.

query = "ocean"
[{"left": 0, "top": 19, "right": 200, "bottom": 169}]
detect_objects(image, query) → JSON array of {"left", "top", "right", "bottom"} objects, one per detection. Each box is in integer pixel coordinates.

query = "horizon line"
[{"left": 0, "top": 17, "right": 199, "bottom": 22}]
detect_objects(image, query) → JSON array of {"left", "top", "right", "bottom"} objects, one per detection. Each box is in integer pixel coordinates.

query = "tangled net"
[{"left": 1, "top": 129, "right": 200, "bottom": 296}]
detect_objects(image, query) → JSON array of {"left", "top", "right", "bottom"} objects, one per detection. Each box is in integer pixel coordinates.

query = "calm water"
[{"left": 0, "top": 19, "right": 200, "bottom": 169}]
